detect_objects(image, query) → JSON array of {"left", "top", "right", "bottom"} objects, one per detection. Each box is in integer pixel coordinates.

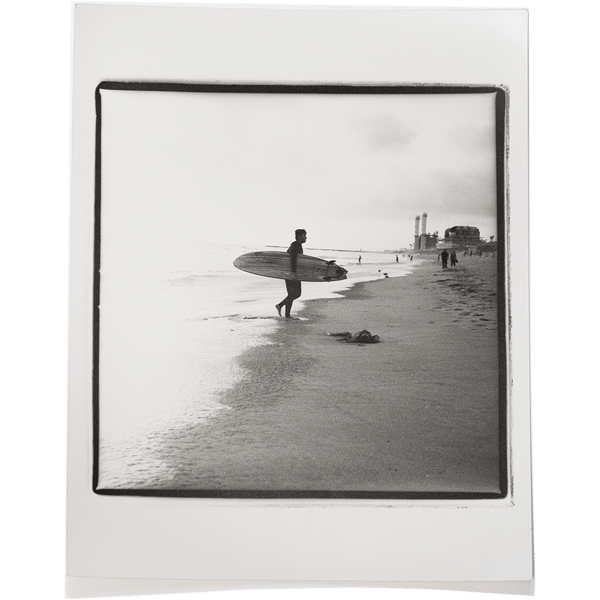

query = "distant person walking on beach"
[
  {"left": 440, "top": 249, "right": 449, "bottom": 269},
  {"left": 275, "top": 229, "right": 307, "bottom": 319},
  {"left": 396, "top": 255, "right": 399, "bottom": 263},
  {"left": 358, "top": 255, "right": 362, "bottom": 264},
  {"left": 450, "top": 250, "right": 458, "bottom": 267}
]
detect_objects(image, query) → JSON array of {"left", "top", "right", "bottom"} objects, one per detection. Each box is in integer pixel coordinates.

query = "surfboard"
[{"left": 233, "top": 251, "right": 348, "bottom": 282}]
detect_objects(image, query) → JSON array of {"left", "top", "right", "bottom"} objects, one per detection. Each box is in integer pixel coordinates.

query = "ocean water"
[{"left": 97, "top": 243, "right": 415, "bottom": 488}]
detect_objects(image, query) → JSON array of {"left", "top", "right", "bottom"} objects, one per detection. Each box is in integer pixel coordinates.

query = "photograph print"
[{"left": 94, "top": 82, "right": 507, "bottom": 499}]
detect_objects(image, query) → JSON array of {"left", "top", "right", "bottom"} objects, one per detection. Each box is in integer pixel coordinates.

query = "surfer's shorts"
[{"left": 285, "top": 279, "right": 302, "bottom": 298}]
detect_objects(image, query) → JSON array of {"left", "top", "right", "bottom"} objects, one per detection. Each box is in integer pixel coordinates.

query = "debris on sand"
[{"left": 327, "top": 329, "right": 381, "bottom": 343}]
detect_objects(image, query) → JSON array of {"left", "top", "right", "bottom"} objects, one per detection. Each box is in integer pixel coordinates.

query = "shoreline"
[{"left": 146, "top": 255, "right": 502, "bottom": 494}]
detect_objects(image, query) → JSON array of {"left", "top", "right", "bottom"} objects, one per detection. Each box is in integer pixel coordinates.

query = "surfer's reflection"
[{"left": 275, "top": 229, "right": 307, "bottom": 319}]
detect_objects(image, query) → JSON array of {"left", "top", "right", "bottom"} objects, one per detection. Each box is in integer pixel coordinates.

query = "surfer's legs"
[
  {"left": 277, "top": 280, "right": 301, "bottom": 317},
  {"left": 286, "top": 280, "right": 302, "bottom": 317}
]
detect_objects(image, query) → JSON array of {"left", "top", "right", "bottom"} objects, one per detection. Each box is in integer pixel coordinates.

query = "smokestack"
[
  {"left": 414, "top": 216, "right": 421, "bottom": 250},
  {"left": 421, "top": 212, "right": 428, "bottom": 235}
]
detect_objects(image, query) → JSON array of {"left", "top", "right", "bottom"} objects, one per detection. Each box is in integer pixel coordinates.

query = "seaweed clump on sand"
[{"left": 327, "top": 329, "right": 380, "bottom": 344}]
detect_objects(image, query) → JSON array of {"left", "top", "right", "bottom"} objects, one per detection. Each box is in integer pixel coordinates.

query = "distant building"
[
  {"left": 443, "top": 225, "right": 481, "bottom": 247},
  {"left": 413, "top": 213, "right": 438, "bottom": 251}
]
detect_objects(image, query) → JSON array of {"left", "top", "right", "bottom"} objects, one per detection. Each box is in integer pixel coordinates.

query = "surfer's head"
[{"left": 295, "top": 229, "right": 307, "bottom": 243}]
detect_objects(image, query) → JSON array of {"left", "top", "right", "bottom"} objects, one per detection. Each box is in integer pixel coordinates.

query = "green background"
[{"left": 1, "top": 0, "right": 584, "bottom": 600}]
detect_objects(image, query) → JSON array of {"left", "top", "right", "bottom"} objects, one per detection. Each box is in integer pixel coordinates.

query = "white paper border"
[{"left": 67, "top": 2, "right": 531, "bottom": 588}]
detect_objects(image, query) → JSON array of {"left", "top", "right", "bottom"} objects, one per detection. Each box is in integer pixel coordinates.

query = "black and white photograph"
[
  {"left": 94, "top": 83, "right": 507, "bottom": 498},
  {"left": 58, "top": 3, "right": 539, "bottom": 596}
]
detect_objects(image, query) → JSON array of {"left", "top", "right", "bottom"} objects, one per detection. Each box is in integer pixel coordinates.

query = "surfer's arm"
[
  {"left": 287, "top": 240, "right": 304, "bottom": 279},
  {"left": 288, "top": 242, "right": 300, "bottom": 276},
  {"left": 289, "top": 252, "right": 298, "bottom": 278}
]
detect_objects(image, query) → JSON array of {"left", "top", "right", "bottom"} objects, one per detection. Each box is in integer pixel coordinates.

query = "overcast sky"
[{"left": 101, "top": 88, "right": 498, "bottom": 264}]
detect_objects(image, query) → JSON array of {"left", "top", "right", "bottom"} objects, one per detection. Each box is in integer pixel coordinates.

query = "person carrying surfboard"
[{"left": 275, "top": 229, "right": 307, "bottom": 319}]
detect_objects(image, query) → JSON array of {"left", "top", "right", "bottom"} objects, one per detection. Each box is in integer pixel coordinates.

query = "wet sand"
[{"left": 153, "top": 255, "right": 503, "bottom": 494}]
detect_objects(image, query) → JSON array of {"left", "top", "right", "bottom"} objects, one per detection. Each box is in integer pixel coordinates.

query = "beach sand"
[{"left": 154, "top": 255, "right": 503, "bottom": 495}]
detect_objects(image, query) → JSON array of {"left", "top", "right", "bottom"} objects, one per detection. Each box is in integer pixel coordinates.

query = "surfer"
[{"left": 275, "top": 229, "right": 307, "bottom": 318}]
